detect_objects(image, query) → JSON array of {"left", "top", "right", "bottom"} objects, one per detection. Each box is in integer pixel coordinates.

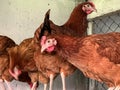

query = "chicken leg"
[
  {"left": 49, "top": 74, "right": 54, "bottom": 90},
  {"left": 31, "top": 82, "right": 37, "bottom": 90},
  {"left": 61, "top": 72, "right": 66, "bottom": 90},
  {"left": 44, "top": 84, "right": 47, "bottom": 90}
]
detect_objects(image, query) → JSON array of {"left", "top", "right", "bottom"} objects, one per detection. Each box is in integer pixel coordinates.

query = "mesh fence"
[
  {"left": 88, "top": 11, "right": 120, "bottom": 90},
  {"left": 89, "top": 79, "right": 108, "bottom": 90},
  {"left": 93, "top": 11, "right": 120, "bottom": 34}
]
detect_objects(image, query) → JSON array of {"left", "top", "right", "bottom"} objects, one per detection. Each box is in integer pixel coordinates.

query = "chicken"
[
  {"left": 34, "top": 1, "right": 96, "bottom": 90},
  {"left": 40, "top": 31, "right": 120, "bottom": 90},
  {"left": 34, "top": 9, "right": 76, "bottom": 90},
  {"left": 59, "top": 1, "right": 96, "bottom": 37},
  {"left": 8, "top": 39, "right": 37, "bottom": 78},
  {"left": 8, "top": 38, "right": 49, "bottom": 90},
  {"left": 34, "top": 11, "right": 61, "bottom": 90},
  {"left": 0, "top": 35, "right": 16, "bottom": 90},
  {"left": 34, "top": 42, "right": 76, "bottom": 90},
  {"left": 0, "top": 35, "right": 41, "bottom": 90},
  {"left": 35, "top": 1, "right": 96, "bottom": 41},
  {"left": 8, "top": 38, "right": 40, "bottom": 90}
]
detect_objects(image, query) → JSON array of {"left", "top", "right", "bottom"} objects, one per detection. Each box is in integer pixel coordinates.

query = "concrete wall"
[{"left": 0, "top": 0, "right": 77, "bottom": 44}]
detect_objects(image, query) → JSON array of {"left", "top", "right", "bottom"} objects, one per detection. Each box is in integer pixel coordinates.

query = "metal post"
[{"left": 87, "top": 21, "right": 93, "bottom": 35}]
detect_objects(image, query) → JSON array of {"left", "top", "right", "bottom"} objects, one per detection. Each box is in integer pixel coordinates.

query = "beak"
[
  {"left": 92, "top": 6, "right": 97, "bottom": 12},
  {"left": 41, "top": 45, "right": 47, "bottom": 53},
  {"left": 94, "top": 8, "right": 97, "bottom": 12}
]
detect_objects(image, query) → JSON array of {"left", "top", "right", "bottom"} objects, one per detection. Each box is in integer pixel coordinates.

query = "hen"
[
  {"left": 8, "top": 38, "right": 39, "bottom": 90},
  {"left": 34, "top": 1, "right": 96, "bottom": 90},
  {"left": 34, "top": 39, "right": 76, "bottom": 90},
  {"left": 0, "top": 35, "right": 16, "bottom": 90},
  {"left": 0, "top": 35, "right": 40, "bottom": 90},
  {"left": 41, "top": 30, "right": 120, "bottom": 90},
  {"left": 8, "top": 38, "right": 49, "bottom": 90},
  {"left": 35, "top": 1, "right": 96, "bottom": 41}
]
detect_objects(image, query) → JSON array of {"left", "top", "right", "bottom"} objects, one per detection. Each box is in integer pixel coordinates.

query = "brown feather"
[
  {"left": 8, "top": 38, "right": 49, "bottom": 86},
  {"left": 0, "top": 35, "right": 16, "bottom": 81},
  {"left": 44, "top": 32, "right": 120, "bottom": 87}
]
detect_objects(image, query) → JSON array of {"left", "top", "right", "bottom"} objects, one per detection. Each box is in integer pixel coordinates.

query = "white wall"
[
  {"left": 88, "top": 0, "right": 120, "bottom": 19},
  {"left": 0, "top": 0, "right": 76, "bottom": 44}
]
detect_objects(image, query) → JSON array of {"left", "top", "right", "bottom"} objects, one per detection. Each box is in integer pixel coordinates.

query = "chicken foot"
[{"left": 61, "top": 72, "right": 66, "bottom": 90}]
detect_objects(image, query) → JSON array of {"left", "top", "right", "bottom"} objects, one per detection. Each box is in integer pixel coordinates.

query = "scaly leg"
[
  {"left": 31, "top": 82, "right": 37, "bottom": 90},
  {"left": 60, "top": 72, "right": 66, "bottom": 90},
  {"left": 49, "top": 74, "right": 54, "bottom": 90},
  {"left": 44, "top": 84, "right": 47, "bottom": 90}
]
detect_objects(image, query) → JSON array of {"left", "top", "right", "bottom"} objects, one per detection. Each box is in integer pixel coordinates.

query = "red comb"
[{"left": 40, "top": 36, "right": 47, "bottom": 45}]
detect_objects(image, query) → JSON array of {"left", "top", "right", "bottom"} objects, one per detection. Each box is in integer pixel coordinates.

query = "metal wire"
[
  {"left": 89, "top": 11, "right": 120, "bottom": 90},
  {"left": 93, "top": 12, "right": 120, "bottom": 34}
]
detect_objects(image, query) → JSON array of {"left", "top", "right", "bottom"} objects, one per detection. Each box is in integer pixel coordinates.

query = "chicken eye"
[
  {"left": 83, "top": 5, "right": 86, "bottom": 7},
  {"left": 87, "top": 4, "right": 90, "bottom": 7},
  {"left": 47, "top": 40, "right": 51, "bottom": 43}
]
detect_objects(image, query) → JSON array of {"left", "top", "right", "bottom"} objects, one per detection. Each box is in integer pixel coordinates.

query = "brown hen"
[
  {"left": 8, "top": 38, "right": 43, "bottom": 90},
  {"left": 41, "top": 32, "right": 120, "bottom": 90},
  {"left": 35, "top": 1, "right": 96, "bottom": 41},
  {"left": 34, "top": 1, "right": 96, "bottom": 90},
  {"left": 0, "top": 35, "right": 16, "bottom": 90}
]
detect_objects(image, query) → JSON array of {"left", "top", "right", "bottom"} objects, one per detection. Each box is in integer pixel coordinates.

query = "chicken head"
[
  {"left": 41, "top": 36, "right": 57, "bottom": 53},
  {"left": 82, "top": 2, "right": 97, "bottom": 14}
]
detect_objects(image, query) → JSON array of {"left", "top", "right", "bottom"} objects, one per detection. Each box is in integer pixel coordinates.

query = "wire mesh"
[
  {"left": 89, "top": 11, "right": 120, "bottom": 90},
  {"left": 93, "top": 12, "right": 120, "bottom": 34},
  {"left": 89, "top": 79, "right": 108, "bottom": 90}
]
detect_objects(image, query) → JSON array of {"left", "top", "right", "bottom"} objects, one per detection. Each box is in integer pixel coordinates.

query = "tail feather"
[{"left": 39, "top": 9, "right": 51, "bottom": 39}]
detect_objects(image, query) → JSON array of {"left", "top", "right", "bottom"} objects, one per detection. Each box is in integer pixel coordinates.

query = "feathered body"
[
  {"left": 0, "top": 35, "right": 16, "bottom": 90},
  {"left": 34, "top": 45, "right": 76, "bottom": 77},
  {"left": 0, "top": 35, "right": 16, "bottom": 54},
  {"left": 0, "top": 35, "right": 16, "bottom": 81},
  {"left": 34, "top": 1, "right": 96, "bottom": 42},
  {"left": 50, "top": 2, "right": 96, "bottom": 37},
  {"left": 9, "top": 38, "right": 37, "bottom": 72},
  {"left": 60, "top": 3, "right": 87, "bottom": 36},
  {"left": 8, "top": 38, "right": 49, "bottom": 90},
  {"left": 34, "top": 2, "right": 96, "bottom": 90},
  {"left": 41, "top": 32, "right": 120, "bottom": 89}
]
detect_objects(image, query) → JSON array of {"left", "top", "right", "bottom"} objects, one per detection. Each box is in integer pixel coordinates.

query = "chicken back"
[
  {"left": 40, "top": 32, "right": 120, "bottom": 89},
  {"left": 0, "top": 35, "right": 16, "bottom": 90}
]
